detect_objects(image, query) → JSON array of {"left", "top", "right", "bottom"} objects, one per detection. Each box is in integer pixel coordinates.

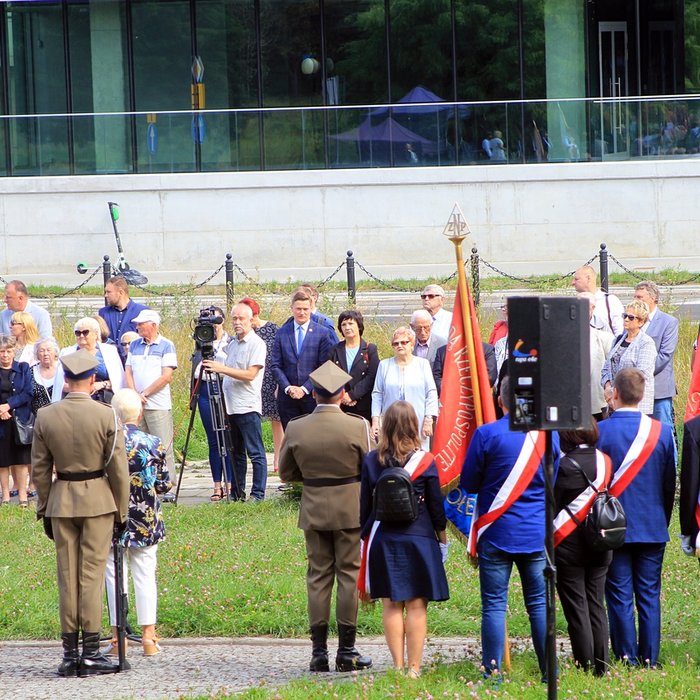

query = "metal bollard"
[
  {"left": 102, "top": 255, "right": 112, "bottom": 287},
  {"left": 470, "top": 246, "right": 480, "bottom": 306},
  {"left": 599, "top": 243, "right": 609, "bottom": 293},
  {"left": 346, "top": 250, "right": 356, "bottom": 303},
  {"left": 225, "top": 253, "right": 234, "bottom": 311}
]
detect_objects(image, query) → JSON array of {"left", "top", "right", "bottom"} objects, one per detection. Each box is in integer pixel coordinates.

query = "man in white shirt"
[
  {"left": 125, "top": 310, "right": 178, "bottom": 472},
  {"left": 421, "top": 284, "right": 452, "bottom": 340},
  {"left": 204, "top": 303, "right": 267, "bottom": 502},
  {"left": 572, "top": 265, "right": 624, "bottom": 336},
  {"left": 1, "top": 279, "right": 52, "bottom": 337}
]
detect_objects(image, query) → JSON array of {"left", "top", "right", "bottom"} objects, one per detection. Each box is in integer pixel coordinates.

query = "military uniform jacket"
[
  {"left": 32, "top": 392, "right": 130, "bottom": 522},
  {"left": 279, "top": 405, "right": 370, "bottom": 531}
]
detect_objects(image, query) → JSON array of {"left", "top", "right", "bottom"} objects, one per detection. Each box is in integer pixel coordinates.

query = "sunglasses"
[
  {"left": 121, "top": 342, "right": 131, "bottom": 347},
  {"left": 622, "top": 313, "right": 641, "bottom": 321},
  {"left": 74, "top": 329, "right": 92, "bottom": 337},
  {"left": 421, "top": 294, "right": 439, "bottom": 300},
  {"left": 392, "top": 340, "right": 411, "bottom": 347}
]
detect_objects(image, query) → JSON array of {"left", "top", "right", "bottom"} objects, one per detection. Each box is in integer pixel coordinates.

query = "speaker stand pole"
[{"left": 543, "top": 430, "right": 557, "bottom": 698}]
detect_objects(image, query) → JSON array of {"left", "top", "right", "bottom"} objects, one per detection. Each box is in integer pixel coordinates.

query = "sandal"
[
  {"left": 210, "top": 488, "right": 225, "bottom": 502},
  {"left": 142, "top": 638, "right": 162, "bottom": 656},
  {"left": 104, "top": 638, "right": 128, "bottom": 657}
]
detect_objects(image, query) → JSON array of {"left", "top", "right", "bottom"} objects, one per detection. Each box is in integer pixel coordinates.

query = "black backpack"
[
  {"left": 373, "top": 458, "right": 419, "bottom": 524},
  {"left": 567, "top": 457, "right": 627, "bottom": 551}
]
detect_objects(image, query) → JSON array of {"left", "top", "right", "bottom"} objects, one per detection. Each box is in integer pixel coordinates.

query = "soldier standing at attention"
[
  {"left": 279, "top": 361, "right": 373, "bottom": 673},
  {"left": 32, "top": 350, "right": 130, "bottom": 677}
]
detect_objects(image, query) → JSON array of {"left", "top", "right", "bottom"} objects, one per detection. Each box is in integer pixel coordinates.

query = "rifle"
[{"left": 113, "top": 536, "right": 131, "bottom": 671}]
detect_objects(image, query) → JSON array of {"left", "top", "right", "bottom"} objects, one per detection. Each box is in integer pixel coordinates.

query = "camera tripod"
[{"left": 173, "top": 357, "right": 239, "bottom": 505}]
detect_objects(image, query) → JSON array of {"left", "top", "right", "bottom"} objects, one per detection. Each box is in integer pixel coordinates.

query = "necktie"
[{"left": 297, "top": 325, "right": 305, "bottom": 353}]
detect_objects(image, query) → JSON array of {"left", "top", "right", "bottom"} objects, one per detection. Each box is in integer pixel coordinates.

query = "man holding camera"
[
  {"left": 32, "top": 350, "right": 130, "bottom": 677},
  {"left": 203, "top": 303, "right": 267, "bottom": 501},
  {"left": 125, "top": 310, "right": 178, "bottom": 474}
]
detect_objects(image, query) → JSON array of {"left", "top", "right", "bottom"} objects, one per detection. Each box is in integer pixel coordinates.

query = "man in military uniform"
[
  {"left": 32, "top": 350, "right": 130, "bottom": 677},
  {"left": 279, "top": 361, "right": 372, "bottom": 673}
]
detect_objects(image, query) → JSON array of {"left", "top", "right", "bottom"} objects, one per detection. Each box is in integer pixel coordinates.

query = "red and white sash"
[
  {"left": 608, "top": 414, "right": 661, "bottom": 498},
  {"left": 553, "top": 450, "right": 611, "bottom": 547},
  {"left": 358, "top": 450, "right": 434, "bottom": 601},
  {"left": 467, "top": 431, "right": 546, "bottom": 557},
  {"left": 695, "top": 493, "right": 700, "bottom": 550}
]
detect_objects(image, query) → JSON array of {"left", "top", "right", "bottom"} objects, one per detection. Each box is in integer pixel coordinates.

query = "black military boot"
[
  {"left": 78, "top": 631, "right": 120, "bottom": 676},
  {"left": 309, "top": 623, "right": 330, "bottom": 672},
  {"left": 57, "top": 631, "right": 80, "bottom": 677},
  {"left": 335, "top": 623, "right": 372, "bottom": 672}
]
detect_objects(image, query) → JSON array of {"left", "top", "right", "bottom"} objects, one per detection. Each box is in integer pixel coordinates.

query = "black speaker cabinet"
[{"left": 507, "top": 296, "right": 590, "bottom": 431}]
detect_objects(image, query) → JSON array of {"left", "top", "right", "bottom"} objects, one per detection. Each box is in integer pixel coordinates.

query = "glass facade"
[{"left": 0, "top": 0, "right": 696, "bottom": 176}]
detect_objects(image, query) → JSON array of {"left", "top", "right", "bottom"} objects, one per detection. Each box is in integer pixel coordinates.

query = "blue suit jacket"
[
  {"left": 270, "top": 319, "right": 335, "bottom": 394},
  {"left": 460, "top": 416, "right": 559, "bottom": 554},
  {"left": 597, "top": 410, "right": 675, "bottom": 543},
  {"left": 643, "top": 309, "right": 679, "bottom": 399},
  {"left": 1, "top": 361, "right": 33, "bottom": 440}
]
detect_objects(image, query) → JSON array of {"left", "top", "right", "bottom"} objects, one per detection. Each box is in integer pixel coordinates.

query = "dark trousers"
[
  {"left": 605, "top": 542, "right": 666, "bottom": 666},
  {"left": 556, "top": 553, "right": 611, "bottom": 675},
  {"left": 278, "top": 392, "right": 316, "bottom": 430}
]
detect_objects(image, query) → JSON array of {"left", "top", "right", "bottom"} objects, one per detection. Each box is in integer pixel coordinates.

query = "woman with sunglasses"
[
  {"left": 601, "top": 300, "right": 657, "bottom": 415},
  {"left": 52, "top": 317, "right": 125, "bottom": 403},
  {"left": 371, "top": 326, "right": 438, "bottom": 449}
]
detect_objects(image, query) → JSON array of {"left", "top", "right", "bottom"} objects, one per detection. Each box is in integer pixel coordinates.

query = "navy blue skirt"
[{"left": 368, "top": 530, "right": 449, "bottom": 602}]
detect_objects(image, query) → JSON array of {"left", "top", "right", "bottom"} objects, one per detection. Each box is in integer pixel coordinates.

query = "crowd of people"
[{"left": 2, "top": 269, "right": 700, "bottom": 682}]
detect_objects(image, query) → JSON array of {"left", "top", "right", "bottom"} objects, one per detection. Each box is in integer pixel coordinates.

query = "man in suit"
[
  {"left": 279, "top": 361, "right": 372, "bottom": 673},
  {"left": 271, "top": 289, "right": 335, "bottom": 429},
  {"left": 432, "top": 341, "right": 497, "bottom": 395},
  {"left": 679, "top": 413, "right": 700, "bottom": 562},
  {"left": 634, "top": 281, "right": 679, "bottom": 427},
  {"left": 32, "top": 350, "right": 130, "bottom": 677},
  {"left": 411, "top": 309, "right": 446, "bottom": 369},
  {"left": 597, "top": 368, "right": 676, "bottom": 668}
]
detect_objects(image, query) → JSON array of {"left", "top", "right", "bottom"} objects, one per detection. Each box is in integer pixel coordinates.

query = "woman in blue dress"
[{"left": 359, "top": 400, "right": 448, "bottom": 678}]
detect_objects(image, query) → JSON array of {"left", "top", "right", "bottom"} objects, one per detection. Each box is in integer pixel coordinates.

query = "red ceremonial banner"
[
  {"left": 433, "top": 284, "right": 497, "bottom": 488},
  {"left": 685, "top": 333, "right": 700, "bottom": 422}
]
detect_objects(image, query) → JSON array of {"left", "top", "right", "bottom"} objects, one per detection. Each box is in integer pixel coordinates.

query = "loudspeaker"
[{"left": 507, "top": 296, "right": 590, "bottom": 431}]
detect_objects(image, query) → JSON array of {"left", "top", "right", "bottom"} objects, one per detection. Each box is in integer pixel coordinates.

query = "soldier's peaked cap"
[
  {"left": 309, "top": 361, "right": 351, "bottom": 397},
  {"left": 61, "top": 349, "right": 99, "bottom": 380}
]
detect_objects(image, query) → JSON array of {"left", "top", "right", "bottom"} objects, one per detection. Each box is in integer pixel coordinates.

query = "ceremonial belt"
[
  {"left": 468, "top": 431, "right": 546, "bottom": 557},
  {"left": 358, "top": 450, "right": 434, "bottom": 600},
  {"left": 608, "top": 414, "right": 661, "bottom": 498},
  {"left": 303, "top": 475, "right": 360, "bottom": 487},
  {"left": 553, "top": 451, "right": 611, "bottom": 547},
  {"left": 56, "top": 469, "right": 106, "bottom": 482}
]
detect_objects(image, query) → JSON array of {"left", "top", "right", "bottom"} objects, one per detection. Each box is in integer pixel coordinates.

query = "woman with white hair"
[
  {"left": 52, "top": 317, "right": 125, "bottom": 402},
  {"left": 105, "top": 388, "right": 172, "bottom": 657}
]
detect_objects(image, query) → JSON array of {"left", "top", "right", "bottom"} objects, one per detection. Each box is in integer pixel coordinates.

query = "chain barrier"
[
  {"left": 129, "top": 263, "right": 226, "bottom": 297},
  {"left": 478, "top": 253, "right": 598, "bottom": 286},
  {"left": 608, "top": 252, "right": 700, "bottom": 286},
  {"left": 354, "top": 260, "right": 421, "bottom": 293},
  {"left": 316, "top": 260, "right": 346, "bottom": 289},
  {"left": 47, "top": 265, "right": 104, "bottom": 297}
]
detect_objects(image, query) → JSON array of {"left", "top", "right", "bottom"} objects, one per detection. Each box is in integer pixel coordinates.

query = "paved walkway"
[{"left": 1, "top": 635, "right": 486, "bottom": 699}]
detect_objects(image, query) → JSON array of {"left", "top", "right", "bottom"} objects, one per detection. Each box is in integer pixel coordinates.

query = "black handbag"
[{"left": 13, "top": 412, "right": 35, "bottom": 445}]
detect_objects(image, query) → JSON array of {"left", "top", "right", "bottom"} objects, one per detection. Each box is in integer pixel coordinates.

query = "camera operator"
[
  {"left": 191, "top": 306, "right": 234, "bottom": 501},
  {"left": 202, "top": 303, "right": 267, "bottom": 502},
  {"left": 125, "top": 310, "right": 178, "bottom": 477}
]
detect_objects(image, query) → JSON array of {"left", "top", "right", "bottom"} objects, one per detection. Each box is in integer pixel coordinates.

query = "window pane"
[
  {"left": 6, "top": 1, "right": 69, "bottom": 175},
  {"left": 132, "top": 0, "right": 193, "bottom": 172},
  {"left": 195, "top": 0, "right": 260, "bottom": 171}
]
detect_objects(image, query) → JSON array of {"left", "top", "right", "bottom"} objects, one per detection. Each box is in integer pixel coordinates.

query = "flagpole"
[{"left": 444, "top": 206, "right": 484, "bottom": 426}]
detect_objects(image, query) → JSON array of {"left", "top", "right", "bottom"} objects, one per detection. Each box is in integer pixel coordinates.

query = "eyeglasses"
[
  {"left": 420, "top": 294, "right": 439, "bottom": 300},
  {"left": 392, "top": 340, "right": 411, "bottom": 347},
  {"left": 622, "top": 313, "right": 642, "bottom": 321},
  {"left": 74, "top": 329, "right": 91, "bottom": 337},
  {"left": 10, "top": 321, "right": 24, "bottom": 326}
]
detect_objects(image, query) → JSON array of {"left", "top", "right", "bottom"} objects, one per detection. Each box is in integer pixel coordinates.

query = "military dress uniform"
[
  {"left": 279, "top": 361, "right": 372, "bottom": 673},
  {"left": 32, "top": 350, "right": 130, "bottom": 677}
]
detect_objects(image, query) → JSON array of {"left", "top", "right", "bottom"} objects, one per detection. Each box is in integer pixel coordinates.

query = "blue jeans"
[
  {"left": 605, "top": 543, "right": 666, "bottom": 666},
  {"left": 228, "top": 411, "right": 267, "bottom": 501},
  {"left": 198, "top": 381, "right": 233, "bottom": 485},
  {"left": 478, "top": 540, "right": 547, "bottom": 676}
]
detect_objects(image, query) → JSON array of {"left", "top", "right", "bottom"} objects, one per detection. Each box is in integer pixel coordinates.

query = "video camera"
[{"left": 193, "top": 306, "right": 224, "bottom": 359}]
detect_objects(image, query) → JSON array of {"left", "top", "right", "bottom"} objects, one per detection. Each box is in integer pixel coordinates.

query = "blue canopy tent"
[
  {"left": 369, "top": 86, "right": 470, "bottom": 163},
  {"left": 332, "top": 116, "right": 434, "bottom": 166}
]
